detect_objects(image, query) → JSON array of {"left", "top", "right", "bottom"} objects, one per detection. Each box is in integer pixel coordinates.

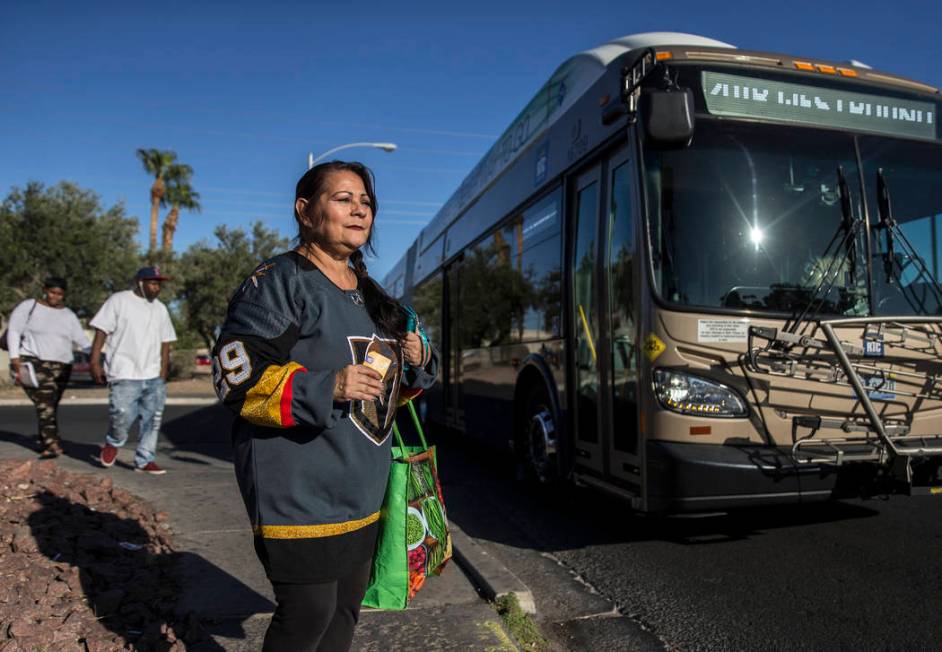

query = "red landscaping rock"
[
  {"left": 6, "top": 462, "right": 32, "bottom": 483},
  {"left": 0, "top": 459, "right": 211, "bottom": 651}
]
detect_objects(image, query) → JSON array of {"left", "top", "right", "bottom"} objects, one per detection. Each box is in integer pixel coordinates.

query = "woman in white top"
[{"left": 7, "top": 277, "right": 91, "bottom": 458}]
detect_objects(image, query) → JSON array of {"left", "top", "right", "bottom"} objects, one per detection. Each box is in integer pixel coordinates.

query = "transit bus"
[{"left": 382, "top": 32, "right": 942, "bottom": 512}]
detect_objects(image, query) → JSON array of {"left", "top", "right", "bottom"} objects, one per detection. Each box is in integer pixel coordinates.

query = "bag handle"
[
  {"left": 402, "top": 305, "right": 431, "bottom": 372},
  {"left": 392, "top": 399, "right": 429, "bottom": 452},
  {"left": 20, "top": 300, "right": 38, "bottom": 346}
]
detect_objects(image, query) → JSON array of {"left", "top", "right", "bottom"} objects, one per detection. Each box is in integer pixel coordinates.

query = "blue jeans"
[{"left": 106, "top": 378, "right": 167, "bottom": 468}]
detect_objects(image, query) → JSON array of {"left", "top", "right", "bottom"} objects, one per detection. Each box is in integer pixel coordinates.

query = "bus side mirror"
[{"left": 641, "top": 87, "right": 695, "bottom": 148}]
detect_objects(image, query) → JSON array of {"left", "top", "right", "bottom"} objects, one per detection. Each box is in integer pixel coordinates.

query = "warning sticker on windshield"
[{"left": 698, "top": 320, "right": 749, "bottom": 343}]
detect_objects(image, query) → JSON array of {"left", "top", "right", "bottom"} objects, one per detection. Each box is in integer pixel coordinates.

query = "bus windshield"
[
  {"left": 860, "top": 135, "right": 942, "bottom": 315},
  {"left": 645, "top": 119, "right": 942, "bottom": 316}
]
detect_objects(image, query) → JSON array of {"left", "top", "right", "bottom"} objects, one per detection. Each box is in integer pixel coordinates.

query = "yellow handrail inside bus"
[{"left": 577, "top": 304, "right": 597, "bottom": 363}]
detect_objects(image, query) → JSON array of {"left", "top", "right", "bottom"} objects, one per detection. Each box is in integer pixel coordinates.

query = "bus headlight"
[{"left": 653, "top": 369, "right": 748, "bottom": 418}]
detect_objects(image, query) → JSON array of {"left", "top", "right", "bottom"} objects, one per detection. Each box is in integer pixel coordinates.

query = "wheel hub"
[{"left": 528, "top": 408, "right": 557, "bottom": 480}]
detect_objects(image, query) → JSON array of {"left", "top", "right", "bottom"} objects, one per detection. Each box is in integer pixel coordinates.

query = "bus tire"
[{"left": 518, "top": 383, "right": 559, "bottom": 484}]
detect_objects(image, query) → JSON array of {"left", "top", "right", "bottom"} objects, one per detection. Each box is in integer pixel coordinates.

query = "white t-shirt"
[
  {"left": 90, "top": 290, "right": 177, "bottom": 381},
  {"left": 6, "top": 299, "right": 91, "bottom": 363}
]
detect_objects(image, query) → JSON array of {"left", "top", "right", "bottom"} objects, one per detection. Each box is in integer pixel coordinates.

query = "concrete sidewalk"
[{"left": 0, "top": 400, "right": 528, "bottom": 651}]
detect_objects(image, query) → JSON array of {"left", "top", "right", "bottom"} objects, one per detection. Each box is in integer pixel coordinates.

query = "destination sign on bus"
[{"left": 702, "top": 71, "right": 937, "bottom": 141}]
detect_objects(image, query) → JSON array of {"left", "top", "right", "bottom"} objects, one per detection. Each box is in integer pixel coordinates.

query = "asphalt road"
[
  {"left": 4, "top": 405, "right": 941, "bottom": 651},
  {"left": 434, "top": 431, "right": 942, "bottom": 651}
]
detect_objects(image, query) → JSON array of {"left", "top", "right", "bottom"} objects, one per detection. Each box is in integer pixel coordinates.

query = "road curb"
[
  {"left": 0, "top": 397, "right": 219, "bottom": 407},
  {"left": 451, "top": 522, "right": 536, "bottom": 615}
]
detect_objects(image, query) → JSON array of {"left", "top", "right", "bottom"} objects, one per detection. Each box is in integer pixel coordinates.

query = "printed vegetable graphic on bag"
[{"left": 362, "top": 399, "right": 452, "bottom": 610}]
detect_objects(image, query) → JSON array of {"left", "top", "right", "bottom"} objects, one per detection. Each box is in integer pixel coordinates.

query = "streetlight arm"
[{"left": 308, "top": 142, "right": 397, "bottom": 169}]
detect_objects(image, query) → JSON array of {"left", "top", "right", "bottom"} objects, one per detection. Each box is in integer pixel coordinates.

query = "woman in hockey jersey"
[{"left": 213, "top": 161, "right": 438, "bottom": 652}]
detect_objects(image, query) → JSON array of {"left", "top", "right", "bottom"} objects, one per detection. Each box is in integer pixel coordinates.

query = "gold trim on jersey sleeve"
[{"left": 240, "top": 361, "right": 305, "bottom": 427}]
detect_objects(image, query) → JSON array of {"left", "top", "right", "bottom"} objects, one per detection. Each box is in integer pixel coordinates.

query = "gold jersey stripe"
[
  {"left": 254, "top": 511, "right": 381, "bottom": 539},
  {"left": 240, "top": 361, "right": 304, "bottom": 427}
]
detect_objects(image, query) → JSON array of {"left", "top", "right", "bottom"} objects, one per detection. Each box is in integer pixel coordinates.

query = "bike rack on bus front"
[{"left": 745, "top": 316, "right": 942, "bottom": 489}]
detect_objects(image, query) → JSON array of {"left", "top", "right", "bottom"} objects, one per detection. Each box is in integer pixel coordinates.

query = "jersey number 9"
[{"left": 214, "top": 341, "right": 252, "bottom": 396}]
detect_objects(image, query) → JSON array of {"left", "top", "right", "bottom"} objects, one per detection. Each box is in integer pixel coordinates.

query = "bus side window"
[
  {"left": 412, "top": 275, "right": 443, "bottom": 352},
  {"left": 520, "top": 191, "right": 563, "bottom": 340},
  {"left": 458, "top": 238, "right": 523, "bottom": 348},
  {"left": 459, "top": 189, "right": 563, "bottom": 348},
  {"left": 412, "top": 273, "right": 445, "bottom": 425},
  {"left": 520, "top": 235, "right": 562, "bottom": 340}
]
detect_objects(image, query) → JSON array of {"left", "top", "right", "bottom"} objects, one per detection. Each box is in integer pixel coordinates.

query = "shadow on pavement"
[
  {"left": 0, "top": 427, "right": 185, "bottom": 472},
  {"left": 0, "top": 429, "right": 103, "bottom": 467},
  {"left": 429, "top": 427, "right": 881, "bottom": 552},
  {"left": 27, "top": 490, "right": 268, "bottom": 651},
  {"left": 160, "top": 404, "right": 235, "bottom": 464}
]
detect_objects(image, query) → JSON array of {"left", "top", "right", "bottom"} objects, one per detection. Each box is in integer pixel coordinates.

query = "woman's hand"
[
  {"left": 334, "top": 364, "right": 384, "bottom": 402},
  {"left": 400, "top": 331, "right": 425, "bottom": 367}
]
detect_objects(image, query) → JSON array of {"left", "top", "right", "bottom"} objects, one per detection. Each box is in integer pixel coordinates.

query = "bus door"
[
  {"left": 571, "top": 165, "right": 605, "bottom": 474},
  {"left": 601, "top": 148, "right": 641, "bottom": 486},
  {"left": 444, "top": 260, "right": 465, "bottom": 431}
]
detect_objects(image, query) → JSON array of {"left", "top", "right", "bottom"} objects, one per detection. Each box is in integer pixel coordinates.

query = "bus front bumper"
[{"left": 645, "top": 440, "right": 851, "bottom": 512}]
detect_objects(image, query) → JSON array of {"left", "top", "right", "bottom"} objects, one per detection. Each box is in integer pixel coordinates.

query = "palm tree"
[
  {"left": 161, "top": 164, "right": 200, "bottom": 253},
  {"left": 136, "top": 148, "right": 178, "bottom": 254}
]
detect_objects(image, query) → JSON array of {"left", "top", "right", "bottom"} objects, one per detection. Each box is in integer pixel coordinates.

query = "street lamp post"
[{"left": 307, "top": 142, "right": 398, "bottom": 170}]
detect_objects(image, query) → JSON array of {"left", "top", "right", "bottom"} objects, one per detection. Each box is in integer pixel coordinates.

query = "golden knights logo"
[{"left": 347, "top": 334, "right": 401, "bottom": 445}]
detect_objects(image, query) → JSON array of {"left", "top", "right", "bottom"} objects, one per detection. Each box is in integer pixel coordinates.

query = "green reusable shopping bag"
[{"left": 362, "top": 400, "right": 452, "bottom": 610}]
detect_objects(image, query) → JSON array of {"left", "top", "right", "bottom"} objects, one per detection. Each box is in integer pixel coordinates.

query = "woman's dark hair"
[
  {"left": 43, "top": 277, "right": 67, "bottom": 291},
  {"left": 295, "top": 160, "right": 407, "bottom": 340}
]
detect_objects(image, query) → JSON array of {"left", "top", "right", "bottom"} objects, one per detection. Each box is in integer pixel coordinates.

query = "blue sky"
[{"left": 2, "top": 0, "right": 940, "bottom": 281}]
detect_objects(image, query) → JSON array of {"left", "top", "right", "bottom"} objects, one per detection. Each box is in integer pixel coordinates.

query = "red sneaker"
[
  {"left": 135, "top": 462, "right": 167, "bottom": 475},
  {"left": 100, "top": 444, "right": 118, "bottom": 467}
]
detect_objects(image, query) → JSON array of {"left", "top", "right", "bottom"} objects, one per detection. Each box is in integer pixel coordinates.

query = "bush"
[{"left": 169, "top": 348, "right": 198, "bottom": 380}]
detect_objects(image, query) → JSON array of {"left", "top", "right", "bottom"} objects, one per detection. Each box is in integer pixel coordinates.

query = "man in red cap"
[{"left": 89, "top": 266, "right": 177, "bottom": 474}]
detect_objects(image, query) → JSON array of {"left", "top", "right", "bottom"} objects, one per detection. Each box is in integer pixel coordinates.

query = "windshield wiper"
[
  {"left": 873, "top": 168, "right": 942, "bottom": 313},
  {"left": 838, "top": 165, "right": 858, "bottom": 284},
  {"left": 875, "top": 169, "right": 896, "bottom": 284},
  {"left": 783, "top": 165, "right": 862, "bottom": 333}
]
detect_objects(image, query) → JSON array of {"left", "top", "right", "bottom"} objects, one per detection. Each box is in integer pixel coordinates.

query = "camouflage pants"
[{"left": 19, "top": 356, "right": 72, "bottom": 449}]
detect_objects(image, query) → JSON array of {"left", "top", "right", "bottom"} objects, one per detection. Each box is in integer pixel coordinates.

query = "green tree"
[
  {"left": 0, "top": 182, "right": 141, "bottom": 319},
  {"left": 161, "top": 164, "right": 200, "bottom": 253},
  {"left": 136, "top": 148, "right": 177, "bottom": 255},
  {"left": 176, "top": 222, "right": 289, "bottom": 348}
]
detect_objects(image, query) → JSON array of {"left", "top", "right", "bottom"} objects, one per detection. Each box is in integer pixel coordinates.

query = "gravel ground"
[{"left": 0, "top": 459, "right": 212, "bottom": 651}]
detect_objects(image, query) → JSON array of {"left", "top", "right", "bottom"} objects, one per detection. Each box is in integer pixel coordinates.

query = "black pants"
[{"left": 263, "top": 558, "right": 372, "bottom": 652}]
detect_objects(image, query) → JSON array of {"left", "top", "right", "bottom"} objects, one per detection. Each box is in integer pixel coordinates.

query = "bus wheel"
[{"left": 520, "top": 385, "right": 558, "bottom": 484}]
